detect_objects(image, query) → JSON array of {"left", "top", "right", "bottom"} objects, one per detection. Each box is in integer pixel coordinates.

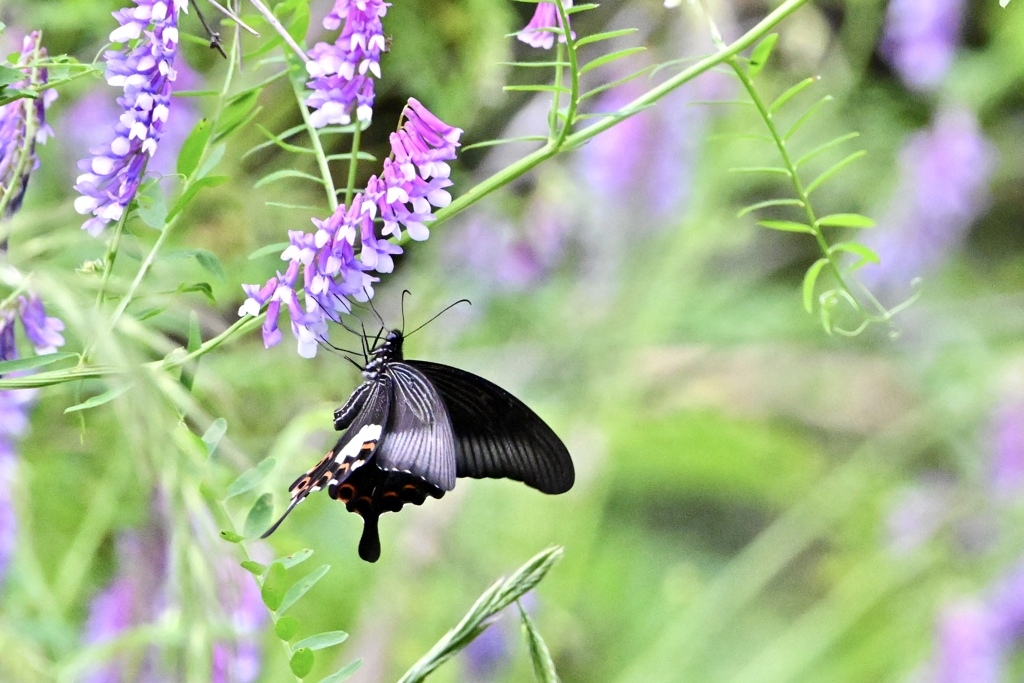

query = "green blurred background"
[{"left": 3, "top": 0, "right": 1024, "bottom": 681}]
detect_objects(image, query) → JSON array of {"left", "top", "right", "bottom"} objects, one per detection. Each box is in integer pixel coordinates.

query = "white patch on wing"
[{"left": 336, "top": 423, "right": 383, "bottom": 459}]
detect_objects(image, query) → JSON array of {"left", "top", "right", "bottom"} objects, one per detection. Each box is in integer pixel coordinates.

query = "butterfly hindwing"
[
  {"left": 261, "top": 378, "right": 390, "bottom": 538},
  {"left": 406, "top": 360, "right": 574, "bottom": 494},
  {"left": 374, "top": 362, "right": 457, "bottom": 491}
]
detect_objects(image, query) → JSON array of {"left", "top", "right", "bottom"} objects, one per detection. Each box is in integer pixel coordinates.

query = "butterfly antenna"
[
  {"left": 400, "top": 289, "right": 412, "bottom": 333},
  {"left": 405, "top": 299, "right": 472, "bottom": 339},
  {"left": 364, "top": 287, "right": 388, "bottom": 329}
]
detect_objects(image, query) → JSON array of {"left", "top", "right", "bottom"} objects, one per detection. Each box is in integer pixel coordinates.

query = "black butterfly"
[{"left": 262, "top": 329, "right": 574, "bottom": 562}]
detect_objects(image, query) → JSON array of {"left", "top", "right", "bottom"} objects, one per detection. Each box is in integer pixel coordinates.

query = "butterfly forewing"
[
  {"left": 374, "top": 363, "right": 457, "bottom": 491},
  {"left": 407, "top": 360, "right": 574, "bottom": 494}
]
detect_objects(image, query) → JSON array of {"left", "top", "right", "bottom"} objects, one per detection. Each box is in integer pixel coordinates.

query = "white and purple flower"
[
  {"left": 240, "top": 99, "right": 462, "bottom": 357},
  {"left": 0, "top": 31, "right": 55, "bottom": 220},
  {"left": 517, "top": 0, "right": 575, "bottom": 50},
  {"left": 73, "top": 0, "right": 187, "bottom": 236},
  {"left": 305, "top": 0, "right": 390, "bottom": 127}
]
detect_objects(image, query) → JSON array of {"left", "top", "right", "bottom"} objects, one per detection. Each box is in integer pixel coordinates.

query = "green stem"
[
  {"left": 343, "top": 121, "right": 363, "bottom": 208},
  {"left": 94, "top": 213, "right": 126, "bottom": 308},
  {"left": 552, "top": 0, "right": 581, "bottom": 146},
  {"left": 433, "top": 0, "right": 810, "bottom": 228},
  {"left": 289, "top": 62, "right": 339, "bottom": 212}
]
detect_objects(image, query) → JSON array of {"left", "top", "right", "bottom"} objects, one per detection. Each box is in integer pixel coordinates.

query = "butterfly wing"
[
  {"left": 406, "top": 360, "right": 574, "bottom": 494},
  {"left": 261, "top": 377, "right": 391, "bottom": 538},
  {"left": 373, "top": 363, "right": 457, "bottom": 491}
]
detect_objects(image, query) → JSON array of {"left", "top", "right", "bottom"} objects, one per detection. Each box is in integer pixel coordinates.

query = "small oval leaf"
[
  {"left": 64, "top": 384, "right": 132, "bottom": 414},
  {"left": 748, "top": 33, "right": 778, "bottom": 78},
  {"left": 290, "top": 648, "right": 315, "bottom": 678},
  {"left": 294, "top": 631, "right": 349, "bottom": 652},
  {"left": 816, "top": 213, "right": 876, "bottom": 229},
  {"left": 225, "top": 457, "right": 276, "bottom": 499},
  {"left": 0, "top": 353, "right": 77, "bottom": 375},
  {"left": 278, "top": 564, "right": 331, "bottom": 616},
  {"left": 277, "top": 548, "right": 315, "bottom": 570},
  {"left": 244, "top": 493, "right": 274, "bottom": 539},
  {"left": 240, "top": 560, "right": 267, "bottom": 576},
  {"left": 275, "top": 615, "right": 300, "bottom": 641},
  {"left": 177, "top": 118, "right": 213, "bottom": 178},
  {"left": 758, "top": 220, "right": 815, "bottom": 234},
  {"left": 220, "top": 530, "right": 244, "bottom": 544},
  {"left": 317, "top": 660, "right": 363, "bottom": 683},
  {"left": 262, "top": 562, "right": 288, "bottom": 611}
]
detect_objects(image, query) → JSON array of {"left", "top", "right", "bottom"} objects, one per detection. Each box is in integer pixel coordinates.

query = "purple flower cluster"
[
  {"left": 305, "top": 0, "right": 390, "bottom": 127},
  {"left": 0, "top": 294, "right": 63, "bottom": 582},
  {"left": 518, "top": 0, "right": 575, "bottom": 50},
  {"left": 240, "top": 98, "right": 462, "bottom": 357},
  {"left": 859, "top": 107, "right": 996, "bottom": 297},
  {"left": 0, "top": 32, "right": 55, "bottom": 220},
  {"left": 881, "top": 0, "right": 965, "bottom": 91},
  {"left": 74, "top": 0, "right": 186, "bottom": 236}
]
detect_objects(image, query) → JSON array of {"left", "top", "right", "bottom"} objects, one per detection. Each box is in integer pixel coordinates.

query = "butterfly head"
[{"left": 362, "top": 329, "right": 405, "bottom": 379}]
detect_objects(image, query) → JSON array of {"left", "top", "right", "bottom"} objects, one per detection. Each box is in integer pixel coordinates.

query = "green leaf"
[
  {"left": 802, "top": 258, "right": 830, "bottom": 313},
  {"left": 573, "top": 28, "right": 638, "bottom": 48},
  {"left": 254, "top": 169, "right": 324, "bottom": 189},
  {"left": 317, "top": 660, "right": 362, "bottom": 683},
  {"left": 0, "top": 353, "right": 77, "bottom": 375},
  {"left": 768, "top": 76, "right": 817, "bottom": 114},
  {"left": 262, "top": 562, "right": 287, "bottom": 611},
  {"left": 192, "top": 249, "right": 227, "bottom": 280},
  {"left": 783, "top": 95, "right": 834, "bottom": 141},
  {"left": 294, "top": 631, "right": 349, "bottom": 652},
  {"left": 220, "top": 530, "right": 244, "bottom": 543},
  {"left": 241, "top": 560, "right": 267, "bottom": 576},
  {"left": 180, "top": 311, "right": 202, "bottom": 392},
  {"left": 244, "top": 493, "right": 275, "bottom": 539},
  {"left": 816, "top": 213, "right": 876, "bottom": 229},
  {"left": 728, "top": 166, "right": 790, "bottom": 176},
  {"left": 503, "top": 84, "right": 571, "bottom": 94},
  {"left": 829, "top": 242, "right": 880, "bottom": 271},
  {"left": 224, "top": 457, "right": 277, "bottom": 499},
  {"left": 167, "top": 174, "right": 229, "bottom": 220},
  {"left": 519, "top": 603, "right": 558, "bottom": 683},
  {"left": 248, "top": 241, "right": 289, "bottom": 260},
  {"left": 579, "top": 47, "right": 647, "bottom": 76},
  {"left": 135, "top": 180, "right": 168, "bottom": 229},
  {"left": 173, "top": 282, "right": 215, "bottom": 304},
  {"left": 757, "top": 220, "right": 814, "bottom": 234},
  {"left": 275, "top": 615, "right": 300, "bottom": 641},
  {"left": 748, "top": 33, "right": 778, "bottom": 78},
  {"left": 278, "top": 564, "right": 331, "bottom": 615},
  {"left": 290, "top": 648, "right": 314, "bottom": 678},
  {"left": 794, "top": 132, "right": 859, "bottom": 168},
  {"left": 737, "top": 198, "right": 803, "bottom": 218},
  {"left": 277, "top": 548, "right": 315, "bottom": 569},
  {"left": 806, "top": 150, "right": 867, "bottom": 194},
  {"left": 202, "top": 418, "right": 228, "bottom": 457},
  {"left": 64, "top": 384, "right": 132, "bottom": 414},
  {"left": 216, "top": 90, "right": 259, "bottom": 138},
  {"left": 197, "top": 143, "right": 226, "bottom": 180},
  {"left": 177, "top": 118, "right": 213, "bottom": 178}
]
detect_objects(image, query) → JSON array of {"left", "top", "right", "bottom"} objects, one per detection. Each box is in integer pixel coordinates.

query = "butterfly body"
[{"left": 264, "top": 329, "right": 574, "bottom": 562}]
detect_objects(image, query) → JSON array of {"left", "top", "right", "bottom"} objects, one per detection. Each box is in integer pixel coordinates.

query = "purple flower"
[
  {"left": 517, "top": 0, "right": 574, "bottom": 50},
  {"left": 305, "top": 0, "right": 390, "bottom": 127},
  {"left": 18, "top": 294, "right": 65, "bottom": 354},
  {"left": 881, "top": 0, "right": 965, "bottom": 91},
  {"left": 858, "top": 108, "right": 996, "bottom": 296},
  {"left": 241, "top": 99, "right": 462, "bottom": 357},
  {"left": 74, "top": 0, "right": 186, "bottom": 236},
  {"left": 0, "top": 32, "right": 55, "bottom": 220},
  {"left": 931, "top": 600, "right": 1001, "bottom": 683}
]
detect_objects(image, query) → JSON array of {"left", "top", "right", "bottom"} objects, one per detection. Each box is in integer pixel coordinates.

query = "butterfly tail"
[
  {"left": 261, "top": 498, "right": 299, "bottom": 538},
  {"left": 358, "top": 513, "right": 382, "bottom": 562}
]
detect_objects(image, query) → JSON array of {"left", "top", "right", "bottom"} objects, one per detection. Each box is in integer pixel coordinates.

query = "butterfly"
[{"left": 262, "top": 328, "right": 575, "bottom": 562}]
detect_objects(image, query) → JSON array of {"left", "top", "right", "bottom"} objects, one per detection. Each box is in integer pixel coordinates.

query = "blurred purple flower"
[
  {"left": 211, "top": 560, "right": 265, "bottom": 683},
  {"left": 0, "top": 31, "right": 55, "bottom": 220},
  {"left": 991, "top": 399, "right": 1024, "bottom": 495},
  {"left": 74, "top": 0, "right": 186, "bottom": 236},
  {"left": 931, "top": 600, "right": 1001, "bottom": 683},
  {"left": 241, "top": 99, "right": 462, "bottom": 357},
  {"left": 518, "top": 0, "right": 574, "bottom": 50},
  {"left": 19, "top": 294, "right": 65, "bottom": 354},
  {"left": 881, "top": 0, "right": 965, "bottom": 91},
  {"left": 82, "top": 531, "right": 170, "bottom": 683},
  {"left": 859, "top": 108, "right": 996, "bottom": 295},
  {"left": 306, "top": 0, "right": 389, "bottom": 127}
]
